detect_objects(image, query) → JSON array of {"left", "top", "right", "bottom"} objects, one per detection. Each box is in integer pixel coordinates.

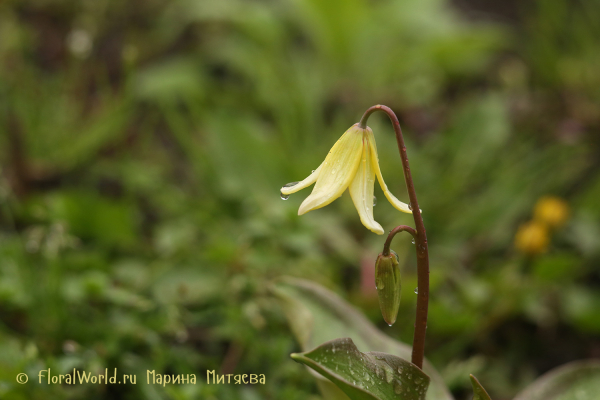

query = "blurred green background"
[{"left": 1, "top": 0, "right": 599, "bottom": 399}]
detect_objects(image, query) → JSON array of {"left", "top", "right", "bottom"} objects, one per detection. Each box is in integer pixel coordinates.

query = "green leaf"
[
  {"left": 292, "top": 337, "right": 429, "bottom": 400},
  {"left": 316, "top": 378, "right": 354, "bottom": 400},
  {"left": 270, "top": 277, "right": 454, "bottom": 400},
  {"left": 470, "top": 375, "right": 492, "bottom": 400},
  {"left": 514, "top": 360, "right": 600, "bottom": 400}
]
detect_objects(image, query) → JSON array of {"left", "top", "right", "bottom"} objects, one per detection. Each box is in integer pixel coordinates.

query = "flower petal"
[
  {"left": 349, "top": 135, "right": 384, "bottom": 235},
  {"left": 366, "top": 129, "right": 412, "bottom": 214},
  {"left": 280, "top": 162, "right": 323, "bottom": 196},
  {"left": 298, "top": 125, "right": 364, "bottom": 215}
]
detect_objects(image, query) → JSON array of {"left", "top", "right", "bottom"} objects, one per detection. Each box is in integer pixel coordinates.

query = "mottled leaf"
[
  {"left": 292, "top": 338, "right": 429, "bottom": 400},
  {"left": 514, "top": 360, "right": 600, "bottom": 400},
  {"left": 270, "top": 277, "right": 454, "bottom": 400}
]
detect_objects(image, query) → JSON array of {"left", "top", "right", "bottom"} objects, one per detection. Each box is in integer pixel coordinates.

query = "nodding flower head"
[{"left": 280, "top": 124, "right": 411, "bottom": 235}]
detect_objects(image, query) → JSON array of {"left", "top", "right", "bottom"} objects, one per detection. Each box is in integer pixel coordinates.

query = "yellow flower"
[
  {"left": 533, "top": 196, "right": 569, "bottom": 229},
  {"left": 514, "top": 220, "right": 549, "bottom": 255},
  {"left": 280, "top": 124, "right": 412, "bottom": 235}
]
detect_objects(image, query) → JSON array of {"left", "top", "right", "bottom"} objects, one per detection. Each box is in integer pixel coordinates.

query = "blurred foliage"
[{"left": 0, "top": 0, "right": 599, "bottom": 399}]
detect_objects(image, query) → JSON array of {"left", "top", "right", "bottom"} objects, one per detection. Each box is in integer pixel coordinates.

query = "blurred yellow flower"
[
  {"left": 280, "top": 124, "right": 412, "bottom": 235},
  {"left": 533, "top": 196, "right": 569, "bottom": 229},
  {"left": 514, "top": 221, "right": 549, "bottom": 255}
]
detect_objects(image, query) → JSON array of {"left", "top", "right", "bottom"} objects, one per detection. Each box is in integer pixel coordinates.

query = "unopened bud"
[{"left": 375, "top": 251, "right": 401, "bottom": 326}]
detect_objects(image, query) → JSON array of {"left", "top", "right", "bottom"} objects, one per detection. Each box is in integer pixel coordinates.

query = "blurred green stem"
[{"left": 359, "top": 105, "right": 430, "bottom": 370}]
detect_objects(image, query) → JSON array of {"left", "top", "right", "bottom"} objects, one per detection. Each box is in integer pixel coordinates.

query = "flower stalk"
[
  {"left": 360, "top": 105, "right": 430, "bottom": 371},
  {"left": 382, "top": 225, "right": 417, "bottom": 256}
]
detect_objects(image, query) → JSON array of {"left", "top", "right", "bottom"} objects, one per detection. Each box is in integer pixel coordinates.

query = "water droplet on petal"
[
  {"left": 311, "top": 170, "right": 315, "bottom": 173},
  {"left": 414, "top": 287, "right": 418, "bottom": 294},
  {"left": 280, "top": 182, "right": 300, "bottom": 200},
  {"left": 373, "top": 196, "right": 377, "bottom": 206}
]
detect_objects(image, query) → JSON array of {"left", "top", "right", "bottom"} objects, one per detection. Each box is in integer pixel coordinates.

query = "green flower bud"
[{"left": 375, "top": 251, "right": 401, "bottom": 326}]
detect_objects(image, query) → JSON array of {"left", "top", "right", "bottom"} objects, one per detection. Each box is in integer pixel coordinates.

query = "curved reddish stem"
[
  {"left": 360, "top": 105, "right": 429, "bottom": 370},
  {"left": 382, "top": 225, "right": 417, "bottom": 257}
]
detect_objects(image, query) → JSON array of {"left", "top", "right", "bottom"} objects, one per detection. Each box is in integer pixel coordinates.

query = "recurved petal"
[
  {"left": 280, "top": 162, "right": 323, "bottom": 195},
  {"left": 298, "top": 125, "right": 364, "bottom": 215},
  {"left": 366, "top": 129, "right": 412, "bottom": 214},
  {"left": 349, "top": 136, "right": 384, "bottom": 235}
]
